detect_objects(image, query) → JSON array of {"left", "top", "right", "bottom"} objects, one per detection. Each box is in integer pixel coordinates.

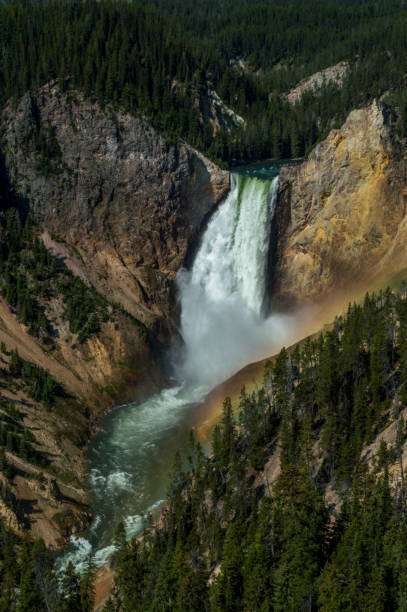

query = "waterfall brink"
[{"left": 177, "top": 172, "right": 287, "bottom": 387}]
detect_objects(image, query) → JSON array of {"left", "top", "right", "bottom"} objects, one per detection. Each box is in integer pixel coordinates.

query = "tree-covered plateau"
[{"left": 2, "top": 0, "right": 407, "bottom": 165}]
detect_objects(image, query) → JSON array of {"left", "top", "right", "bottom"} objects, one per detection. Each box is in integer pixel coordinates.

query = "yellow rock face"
[{"left": 274, "top": 100, "right": 407, "bottom": 307}]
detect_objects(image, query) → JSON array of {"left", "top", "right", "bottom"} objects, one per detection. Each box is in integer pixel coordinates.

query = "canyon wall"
[
  {"left": 2, "top": 84, "right": 229, "bottom": 335},
  {"left": 0, "top": 84, "right": 230, "bottom": 402},
  {"left": 272, "top": 100, "right": 407, "bottom": 309},
  {"left": 0, "top": 85, "right": 229, "bottom": 544}
]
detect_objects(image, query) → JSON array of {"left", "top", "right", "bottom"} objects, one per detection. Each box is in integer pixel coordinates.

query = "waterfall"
[{"left": 177, "top": 172, "right": 288, "bottom": 387}]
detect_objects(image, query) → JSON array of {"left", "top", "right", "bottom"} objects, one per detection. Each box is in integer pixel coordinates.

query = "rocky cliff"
[
  {"left": 1, "top": 84, "right": 229, "bottom": 335},
  {"left": 0, "top": 82, "right": 230, "bottom": 421},
  {"left": 281, "top": 61, "right": 350, "bottom": 105},
  {"left": 271, "top": 100, "right": 407, "bottom": 308}
]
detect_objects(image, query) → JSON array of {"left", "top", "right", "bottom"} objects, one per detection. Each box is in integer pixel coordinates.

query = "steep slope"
[
  {"left": 281, "top": 60, "right": 350, "bottom": 105},
  {"left": 0, "top": 84, "right": 230, "bottom": 402},
  {"left": 271, "top": 100, "right": 407, "bottom": 309}
]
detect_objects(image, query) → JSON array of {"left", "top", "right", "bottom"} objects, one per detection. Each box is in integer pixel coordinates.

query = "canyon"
[{"left": 1, "top": 86, "right": 407, "bottom": 550}]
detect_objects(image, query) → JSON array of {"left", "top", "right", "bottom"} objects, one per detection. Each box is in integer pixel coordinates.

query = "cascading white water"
[
  {"left": 177, "top": 173, "right": 287, "bottom": 387},
  {"left": 184, "top": 174, "right": 275, "bottom": 315},
  {"left": 57, "top": 167, "right": 300, "bottom": 574}
]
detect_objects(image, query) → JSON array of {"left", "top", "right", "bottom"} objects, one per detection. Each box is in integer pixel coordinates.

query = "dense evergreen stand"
[
  {"left": 2, "top": 0, "right": 407, "bottom": 165},
  {"left": 108, "top": 288, "right": 407, "bottom": 612}
]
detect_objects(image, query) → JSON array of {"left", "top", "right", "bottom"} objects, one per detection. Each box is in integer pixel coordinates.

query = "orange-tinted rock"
[{"left": 272, "top": 100, "right": 407, "bottom": 308}]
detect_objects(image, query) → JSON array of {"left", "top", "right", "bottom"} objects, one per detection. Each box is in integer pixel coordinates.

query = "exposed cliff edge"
[
  {"left": 281, "top": 60, "right": 350, "bottom": 105},
  {"left": 272, "top": 100, "right": 407, "bottom": 308},
  {"left": 0, "top": 85, "right": 229, "bottom": 545}
]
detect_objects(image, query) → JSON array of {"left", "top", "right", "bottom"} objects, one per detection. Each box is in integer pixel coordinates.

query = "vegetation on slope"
[
  {"left": 0, "top": 529, "right": 96, "bottom": 612},
  {"left": 0, "top": 207, "right": 149, "bottom": 546},
  {"left": 108, "top": 288, "right": 407, "bottom": 611},
  {"left": 0, "top": 339, "right": 93, "bottom": 547},
  {"left": 0, "top": 210, "right": 146, "bottom": 347},
  {"left": 141, "top": 0, "right": 407, "bottom": 158},
  {"left": 0, "top": 211, "right": 112, "bottom": 345}
]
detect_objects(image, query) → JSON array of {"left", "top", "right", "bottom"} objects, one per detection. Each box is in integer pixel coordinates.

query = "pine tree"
[
  {"left": 16, "top": 539, "right": 44, "bottom": 612},
  {"left": 80, "top": 553, "right": 96, "bottom": 611},
  {"left": 212, "top": 520, "right": 245, "bottom": 612},
  {"left": 59, "top": 561, "right": 82, "bottom": 611},
  {"left": 272, "top": 428, "right": 327, "bottom": 612}
]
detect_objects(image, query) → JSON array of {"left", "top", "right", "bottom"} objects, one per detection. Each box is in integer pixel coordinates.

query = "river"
[{"left": 56, "top": 162, "right": 300, "bottom": 572}]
